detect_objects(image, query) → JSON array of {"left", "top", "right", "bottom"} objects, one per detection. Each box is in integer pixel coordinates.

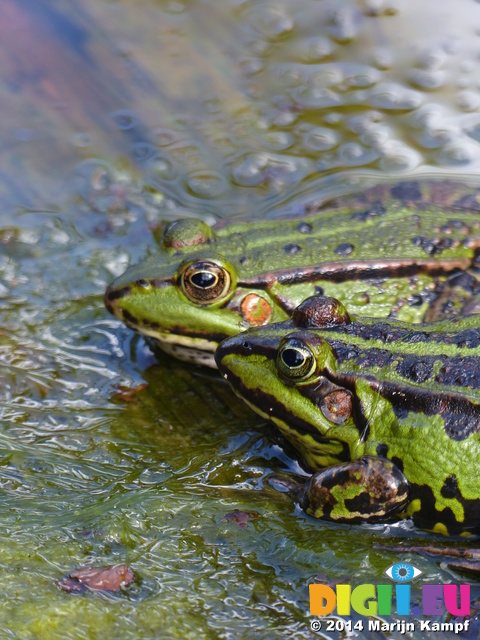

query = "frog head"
[
  {"left": 104, "top": 219, "right": 288, "bottom": 366},
  {"left": 215, "top": 296, "right": 363, "bottom": 468}
]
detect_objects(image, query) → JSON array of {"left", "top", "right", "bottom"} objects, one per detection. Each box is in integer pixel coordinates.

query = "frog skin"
[
  {"left": 105, "top": 181, "right": 480, "bottom": 367},
  {"left": 215, "top": 295, "right": 480, "bottom": 536}
]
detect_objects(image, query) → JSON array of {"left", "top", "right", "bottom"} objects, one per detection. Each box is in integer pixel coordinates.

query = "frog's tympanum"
[
  {"left": 105, "top": 182, "right": 480, "bottom": 367},
  {"left": 215, "top": 295, "right": 480, "bottom": 536}
]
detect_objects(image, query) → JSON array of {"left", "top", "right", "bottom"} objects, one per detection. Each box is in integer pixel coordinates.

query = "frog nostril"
[
  {"left": 242, "top": 341, "right": 252, "bottom": 351},
  {"left": 136, "top": 279, "right": 149, "bottom": 288}
]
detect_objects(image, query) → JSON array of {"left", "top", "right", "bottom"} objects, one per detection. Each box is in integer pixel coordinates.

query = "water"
[{"left": 1, "top": 0, "right": 480, "bottom": 637}]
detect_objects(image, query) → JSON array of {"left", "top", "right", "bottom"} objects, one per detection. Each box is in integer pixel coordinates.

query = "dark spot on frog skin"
[
  {"left": 441, "top": 474, "right": 459, "bottom": 499},
  {"left": 376, "top": 444, "right": 389, "bottom": 457},
  {"left": 284, "top": 243, "right": 302, "bottom": 255},
  {"left": 390, "top": 181, "right": 422, "bottom": 202},
  {"left": 395, "top": 354, "right": 437, "bottom": 384},
  {"left": 411, "top": 236, "right": 453, "bottom": 256},
  {"left": 351, "top": 203, "right": 386, "bottom": 222},
  {"left": 296, "top": 222, "right": 313, "bottom": 234},
  {"left": 436, "top": 356, "right": 480, "bottom": 390},
  {"left": 408, "top": 294, "right": 423, "bottom": 307},
  {"left": 334, "top": 243, "right": 354, "bottom": 256},
  {"left": 239, "top": 256, "right": 248, "bottom": 265},
  {"left": 314, "top": 286, "right": 324, "bottom": 295}
]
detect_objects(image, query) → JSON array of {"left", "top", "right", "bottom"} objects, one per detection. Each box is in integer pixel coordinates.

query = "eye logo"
[{"left": 384, "top": 563, "right": 422, "bottom": 582}]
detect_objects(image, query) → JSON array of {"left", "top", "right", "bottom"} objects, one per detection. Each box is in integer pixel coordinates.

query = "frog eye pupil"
[
  {"left": 180, "top": 260, "right": 232, "bottom": 305},
  {"left": 191, "top": 271, "right": 217, "bottom": 289},
  {"left": 281, "top": 348, "right": 305, "bottom": 369},
  {"left": 277, "top": 338, "right": 316, "bottom": 381}
]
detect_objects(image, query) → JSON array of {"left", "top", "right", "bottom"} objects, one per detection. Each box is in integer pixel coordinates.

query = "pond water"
[{"left": 2, "top": 0, "right": 480, "bottom": 638}]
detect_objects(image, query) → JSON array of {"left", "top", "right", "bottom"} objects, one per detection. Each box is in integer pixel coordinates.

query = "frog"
[
  {"left": 105, "top": 180, "right": 480, "bottom": 367},
  {"left": 214, "top": 294, "right": 480, "bottom": 536}
]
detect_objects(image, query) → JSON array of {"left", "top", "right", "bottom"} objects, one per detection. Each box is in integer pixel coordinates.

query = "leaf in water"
[
  {"left": 223, "top": 509, "right": 259, "bottom": 529},
  {"left": 114, "top": 383, "right": 149, "bottom": 403},
  {"left": 57, "top": 564, "right": 135, "bottom": 594}
]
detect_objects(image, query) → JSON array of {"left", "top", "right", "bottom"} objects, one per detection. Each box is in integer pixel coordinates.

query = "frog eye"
[
  {"left": 180, "top": 260, "right": 232, "bottom": 305},
  {"left": 277, "top": 338, "right": 316, "bottom": 381},
  {"left": 384, "top": 563, "right": 422, "bottom": 582}
]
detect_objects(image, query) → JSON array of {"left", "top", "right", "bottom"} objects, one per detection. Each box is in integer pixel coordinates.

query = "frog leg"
[{"left": 300, "top": 456, "right": 409, "bottom": 523}]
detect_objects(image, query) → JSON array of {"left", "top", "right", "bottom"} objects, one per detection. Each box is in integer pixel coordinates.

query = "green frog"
[
  {"left": 105, "top": 181, "right": 480, "bottom": 367},
  {"left": 215, "top": 295, "right": 480, "bottom": 536}
]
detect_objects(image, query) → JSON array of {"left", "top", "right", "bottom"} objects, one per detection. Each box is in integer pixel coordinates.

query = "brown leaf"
[
  {"left": 58, "top": 564, "right": 135, "bottom": 594},
  {"left": 223, "top": 509, "right": 259, "bottom": 529}
]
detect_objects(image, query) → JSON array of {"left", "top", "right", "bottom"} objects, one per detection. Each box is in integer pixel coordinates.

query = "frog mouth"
[{"left": 146, "top": 331, "right": 218, "bottom": 368}]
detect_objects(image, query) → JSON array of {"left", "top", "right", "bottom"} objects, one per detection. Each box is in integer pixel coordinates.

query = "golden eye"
[
  {"left": 277, "top": 338, "right": 316, "bottom": 381},
  {"left": 180, "top": 260, "right": 231, "bottom": 305}
]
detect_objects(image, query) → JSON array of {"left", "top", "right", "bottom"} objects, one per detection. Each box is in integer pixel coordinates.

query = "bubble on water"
[
  {"left": 415, "top": 47, "right": 447, "bottom": 70},
  {"left": 366, "top": 83, "right": 422, "bottom": 110},
  {"left": 360, "top": 125, "right": 392, "bottom": 148},
  {"left": 276, "top": 65, "right": 304, "bottom": 87},
  {"left": 327, "top": 8, "right": 359, "bottom": 43},
  {"left": 409, "top": 103, "right": 445, "bottom": 129},
  {"left": 456, "top": 90, "right": 480, "bottom": 111},
  {"left": 361, "top": 0, "right": 401, "bottom": 16},
  {"left": 436, "top": 141, "right": 479, "bottom": 166},
  {"left": 232, "top": 153, "right": 313, "bottom": 187},
  {"left": 262, "top": 131, "right": 293, "bottom": 150},
  {"left": 186, "top": 171, "right": 228, "bottom": 198},
  {"left": 302, "top": 127, "right": 340, "bottom": 151},
  {"left": 465, "top": 117, "right": 480, "bottom": 142},
  {"left": 151, "top": 128, "right": 180, "bottom": 147},
  {"left": 378, "top": 142, "right": 421, "bottom": 171},
  {"left": 71, "top": 132, "right": 91, "bottom": 148},
  {"left": 292, "top": 85, "right": 341, "bottom": 108},
  {"left": 245, "top": 4, "right": 294, "bottom": 40},
  {"left": 409, "top": 69, "right": 445, "bottom": 90},
  {"left": 416, "top": 126, "right": 457, "bottom": 150},
  {"left": 372, "top": 47, "right": 393, "bottom": 70},
  {"left": 338, "top": 142, "right": 379, "bottom": 166},
  {"left": 147, "top": 156, "right": 176, "bottom": 180},
  {"left": 240, "top": 58, "right": 265, "bottom": 75},
  {"left": 111, "top": 110, "right": 138, "bottom": 131},
  {"left": 324, "top": 113, "right": 343, "bottom": 126},
  {"left": 347, "top": 112, "right": 383, "bottom": 134},
  {"left": 460, "top": 59, "right": 475, "bottom": 73},
  {"left": 297, "top": 37, "right": 334, "bottom": 62},
  {"left": 132, "top": 142, "right": 156, "bottom": 161}
]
